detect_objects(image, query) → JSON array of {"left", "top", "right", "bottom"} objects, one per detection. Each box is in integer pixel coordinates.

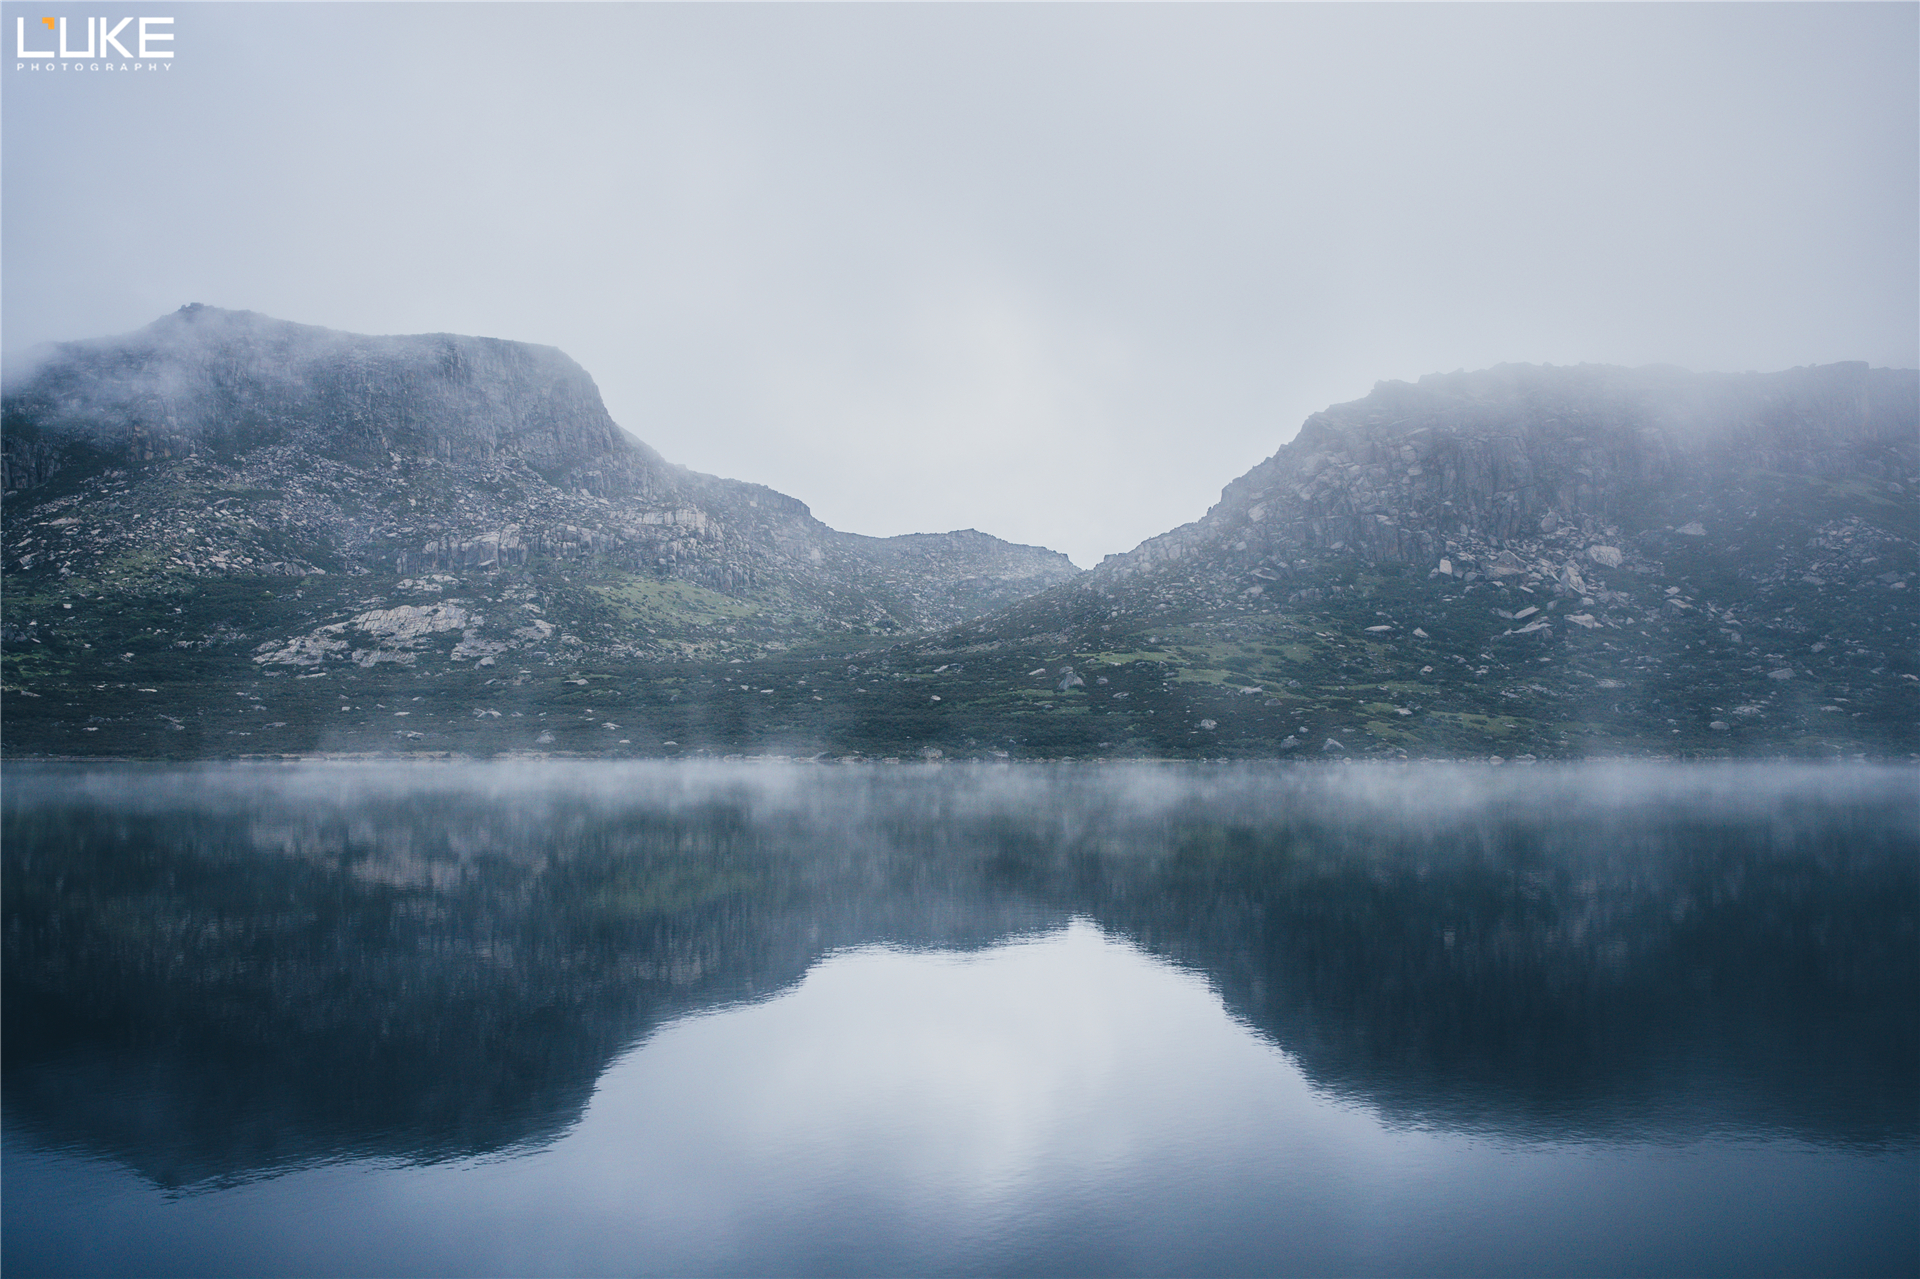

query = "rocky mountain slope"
[
  {"left": 3, "top": 320, "right": 1914, "bottom": 761},
  {"left": 1097, "top": 360, "right": 1914, "bottom": 589},
  {"left": 914, "top": 362, "right": 1919, "bottom": 759},
  {"left": 2, "top": 305, "right": 1077, "bottom": 653}
]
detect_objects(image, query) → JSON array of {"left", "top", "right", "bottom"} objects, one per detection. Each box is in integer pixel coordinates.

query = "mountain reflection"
[{"left": 4, "top": 762, "right": 1914, "bottom": 1190}]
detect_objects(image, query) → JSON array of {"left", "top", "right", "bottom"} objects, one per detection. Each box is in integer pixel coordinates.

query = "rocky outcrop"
[{"left": 0, "top": 424, "right": 69, "bottom": 493}]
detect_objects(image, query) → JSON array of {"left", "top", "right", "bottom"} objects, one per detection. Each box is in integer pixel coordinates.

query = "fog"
[
  {"left": 3, "top": 4, "right": 1914, "bottom": 566},
  {"left": 3, "top": 746, "right": 1904, "bottom": 834}
]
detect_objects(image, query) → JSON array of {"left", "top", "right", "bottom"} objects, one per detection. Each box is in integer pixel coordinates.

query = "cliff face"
[{"left": 1, "top": 307, "right": 1078, "bottom": 646}]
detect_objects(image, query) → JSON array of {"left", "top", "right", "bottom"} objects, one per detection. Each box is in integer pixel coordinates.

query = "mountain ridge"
[
  {"left": 2, "top": 306, "right": 1080, "bottom": 645},
  {"left": 3, "top": 310, "right": 1914, "bottom": 761}
]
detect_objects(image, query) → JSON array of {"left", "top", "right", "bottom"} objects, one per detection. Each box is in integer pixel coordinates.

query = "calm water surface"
[{"left": 3, "top": 762, "right": 1915, "bottom": 1277}]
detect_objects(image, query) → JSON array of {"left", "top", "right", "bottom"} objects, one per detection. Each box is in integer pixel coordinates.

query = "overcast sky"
[{"left": 4, "top": 4, "right": 1914, "bottom": 566}]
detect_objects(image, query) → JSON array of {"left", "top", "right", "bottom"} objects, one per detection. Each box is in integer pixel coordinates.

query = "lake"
[{"left": 3, "top": 761, "right": 1915, "bottom": 1277}]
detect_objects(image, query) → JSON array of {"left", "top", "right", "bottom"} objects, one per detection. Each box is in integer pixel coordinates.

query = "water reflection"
[{"left": 6, "top": 761, "right": 1913, "bottom": 1201}]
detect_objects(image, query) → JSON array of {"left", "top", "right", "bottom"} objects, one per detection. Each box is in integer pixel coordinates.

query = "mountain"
[
  {"left": 2, "top": 305, "right": 1077, "bottom": 648},
  {"left": 3, "top": 313, "right": 1914, "bottom": 760},
  {"left": 920, "top": 361, "right": 1919, "bottom": 758}
]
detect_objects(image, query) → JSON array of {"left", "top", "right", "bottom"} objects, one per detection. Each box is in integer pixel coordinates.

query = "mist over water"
[{"left": 4, "top": 762, "right": 1915, "bottom": 1277}]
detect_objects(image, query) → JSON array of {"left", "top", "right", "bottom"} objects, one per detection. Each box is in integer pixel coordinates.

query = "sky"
[{"left": 3, "top": 4, "right": 1915, "bottom": 568}]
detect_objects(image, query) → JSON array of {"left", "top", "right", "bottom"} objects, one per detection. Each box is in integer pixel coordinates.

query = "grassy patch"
[
  {"left": 1079, "top": 649, "right": 1180, "bottom": 666},
  {"left": 1172, "top": 667, "right": 1233, "bottom": 685},
  {"left": 1426, "top": 711, "right": 1522, "bottom": 738},
  {"left": 592, "top": 574, "right": 759, "bottom": 629}
]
